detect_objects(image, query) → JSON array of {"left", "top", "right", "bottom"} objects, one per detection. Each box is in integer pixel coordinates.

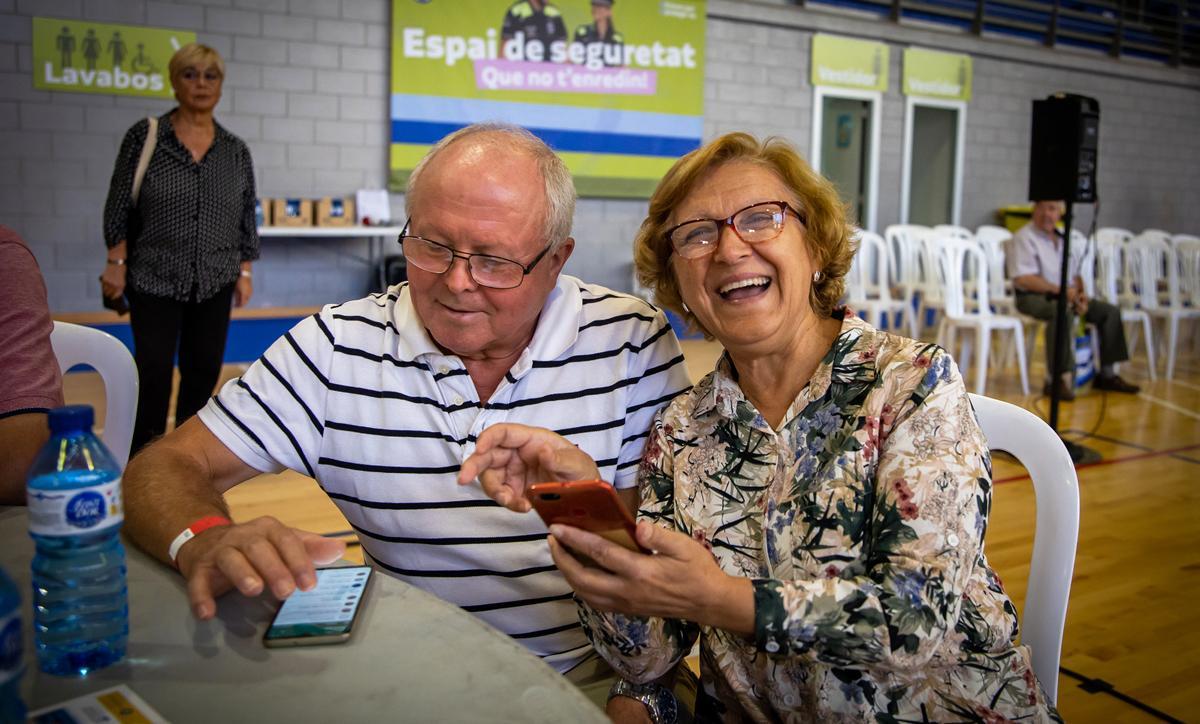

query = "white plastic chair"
[
  {"left": 1095, "top": 228, "right": 1136, "bottom": 306},
  {"left": 968, "top": 393, "right": 1079, "bottom": 705},
  {"left": 1128, "top": 235, "right": 1200, "bottom": 379},
  {"left": 50, "top": 321, "right": 139, "bottom": 468},
  {"left": 1095, "top": 237, "right": 1157, "bottom": 380},
  {"left": 1173, "top": 237, "right": 1200, "bottom": 367},
  {"left": 975, "top": 225, "right": 1015, "bottom": 315},
  {"left": 847, "top": 230, "right": 917, "bottom": 337},
  {"left": 933, "top": 224, "right": 974, "bottom": 241},
  {"left": 884, "top": 224, "right": 930, "bottom": 335},
  {"left": 916, "top": 230, "right": 950, "bottom": 337},
  {"left": 1070, "top": 231, "right": 1103, "bottom": 372},
  {"left": 1173, "top": 235, "right": 1200, "bottom": 304},
  {"left": 934, "top": 238, "right": 1030, "bottom": 395},
  {"left": 1139, "top": 228, "right": 1172, "bottom": 245}
]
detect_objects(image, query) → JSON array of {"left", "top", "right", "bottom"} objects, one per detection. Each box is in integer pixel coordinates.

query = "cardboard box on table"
[
  {"left": 316, "top": 197, "right": 355, "bottom": 227},
  {"left": 272, "top": 198, "right": 313, "bottom": 227}
]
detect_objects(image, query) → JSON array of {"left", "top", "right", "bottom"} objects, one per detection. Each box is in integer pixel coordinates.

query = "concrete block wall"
[{"left": 1, "top": 0, "right": 1198, "bottom": 312}]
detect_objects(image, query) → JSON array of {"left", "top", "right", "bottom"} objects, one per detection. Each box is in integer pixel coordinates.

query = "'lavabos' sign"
[{"left": 32, "top": 17, "right": 194, "bottom": 98}]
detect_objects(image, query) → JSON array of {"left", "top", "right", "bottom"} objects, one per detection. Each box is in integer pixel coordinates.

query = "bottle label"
[
  {"left": 27, "top": 478, "right": 124, "bottom": 537},
  {"left": 0, "top": 610, "right": 20, "bottom": 686}
]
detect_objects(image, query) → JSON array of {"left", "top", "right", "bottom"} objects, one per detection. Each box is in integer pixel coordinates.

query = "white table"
[
  {"left": 257, "top": 226, "right": 406, "bottom": 290},
  {"left": 1, "top": 508, "right": 604, "bottom": 723}
]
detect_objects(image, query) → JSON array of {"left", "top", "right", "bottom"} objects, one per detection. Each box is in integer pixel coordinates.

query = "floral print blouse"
[{"left": 579, "top": 314, "right": 1062, "bottom": 723}]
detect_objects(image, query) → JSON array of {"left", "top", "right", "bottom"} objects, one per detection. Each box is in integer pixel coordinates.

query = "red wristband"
[{"left": 168, "top": 515, "right": 233, "bottom": 566}]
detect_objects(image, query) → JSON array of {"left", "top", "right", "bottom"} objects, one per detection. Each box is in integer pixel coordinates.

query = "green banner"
[
  {"left": 32, "top": 17, "right": 194, "bottom": 97},
  {"left": 810, "top": 34, "right": 888, "bottom": 92},
  {"left": 903, "top": 48, "right": 972, "bottom": 100},
  {"left": 390, "top": 0, "right": 707, "bottom": 198}
]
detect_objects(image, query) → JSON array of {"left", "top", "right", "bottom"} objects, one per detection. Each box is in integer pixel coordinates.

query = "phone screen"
[{"left": 263, "top": 566, "right": 372, "bottom": 646}]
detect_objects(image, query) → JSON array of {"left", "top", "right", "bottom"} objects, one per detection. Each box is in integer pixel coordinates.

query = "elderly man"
[
  {"left": 122, "top": 123, "right": 690, "bottom": 704},
  {"left": 1010, "top": 199, "right": 1139, "bottom": 400}
]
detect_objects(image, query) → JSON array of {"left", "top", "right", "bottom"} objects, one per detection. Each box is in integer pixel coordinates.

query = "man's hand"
[
  {"left": 548, "top": 521, "right": 754, "bottom": 634},
  {"left": 458, "top": 423, "right": 600, "bottom": 512},
  {"left": 1074, "top": 289, "right": 1089, "bottom": 315},
  {"left": 175, "top": 516, "right": 345, "bottom": 620}
]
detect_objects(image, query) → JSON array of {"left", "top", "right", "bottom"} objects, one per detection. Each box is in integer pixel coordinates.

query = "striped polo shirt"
[{"left": 198, "top": 274, "right": 690, "bottom": 672}]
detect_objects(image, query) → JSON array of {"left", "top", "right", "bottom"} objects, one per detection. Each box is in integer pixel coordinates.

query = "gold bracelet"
[{"left": 106, "top": 258, "right": 125, "bottom": 265}]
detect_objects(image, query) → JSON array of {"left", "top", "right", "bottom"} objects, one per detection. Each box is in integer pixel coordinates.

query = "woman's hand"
[
  {"left": 606, "top": 695, "right": 654, "bottom": 724},
  {"left": 234, "top": 273, "right": 253, "bottom": 307},
  {"left": 458, "top": 424, "right": 600, "bottom": 512},
  {"left": 549, "top": 521, "right": 755, "bottom": 634},
  {"left": 100, "top": 261, "right": 126, "bottom": 300}
]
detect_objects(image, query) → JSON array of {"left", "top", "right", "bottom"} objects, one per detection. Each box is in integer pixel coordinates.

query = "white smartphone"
[{"left": 262, "top": 566, "right": 373, "bottom": 648}]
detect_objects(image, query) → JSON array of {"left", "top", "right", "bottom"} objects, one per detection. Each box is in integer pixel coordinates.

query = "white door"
[
  {"left": 901, "top": 97, "right": 966, "bottom": 226},
  {"left": 811, "top": 87, "right": 881, "bottom": 232}
]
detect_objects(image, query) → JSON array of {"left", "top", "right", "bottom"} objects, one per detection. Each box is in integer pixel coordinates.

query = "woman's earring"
[
  {"left": 812, "top": 270, "right": 824, "bottom": 283},
  {"left": 682, "top": 302, "right": 691, "bottom": 313}
]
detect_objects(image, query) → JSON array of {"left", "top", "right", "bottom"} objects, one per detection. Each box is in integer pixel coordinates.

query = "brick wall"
[{"left": 1, "top": 0, "right": 1198, "bottom": 312}]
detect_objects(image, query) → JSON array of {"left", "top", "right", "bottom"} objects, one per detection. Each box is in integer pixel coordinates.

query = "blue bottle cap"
[{"left": 47, "top": 405, "right": 94, "bottom": 434}]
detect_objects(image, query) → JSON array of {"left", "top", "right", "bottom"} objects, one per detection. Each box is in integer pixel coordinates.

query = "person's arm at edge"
[
  {"left": 0, "top": 412, "right": 50, "bottom": 504},
  {"left": 0, "top": 233, "right": 63, "bottom": 502}
]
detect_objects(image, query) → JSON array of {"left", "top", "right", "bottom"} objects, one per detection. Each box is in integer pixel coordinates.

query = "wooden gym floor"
[{"left": 66, "top": 327, "right": 1199, "bottom": 722}]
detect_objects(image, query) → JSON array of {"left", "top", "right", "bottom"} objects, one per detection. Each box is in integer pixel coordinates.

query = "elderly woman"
[
  {"left": 459, "top": 133, "right": 1059, "bottom": 722},
  {"left": 101, "top": 43, "right": 258, "bottom": 454}
]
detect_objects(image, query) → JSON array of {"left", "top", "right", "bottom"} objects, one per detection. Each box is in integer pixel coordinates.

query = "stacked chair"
[
  {"left": 847, "top": 219, "right": 1194, "bottom": 391},
  {"left": 1128, "top": 232, "right": 1200, "bottom": 379},
  {"left": 931, "top": 234, "right": 1030, "bottom": 396},
  {"left": 847, "top": 230, "right": 916, "bottom": 337}
]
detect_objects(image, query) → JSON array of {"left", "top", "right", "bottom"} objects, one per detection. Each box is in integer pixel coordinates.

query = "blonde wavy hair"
[
  {"left": 633, "top": 132, "right": 854, "bottom": 338},
  {"left": 168, "top": 43, "right": 225, "bottom": 85}
]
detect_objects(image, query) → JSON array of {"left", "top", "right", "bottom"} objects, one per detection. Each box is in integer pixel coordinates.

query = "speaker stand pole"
[{"left": 1048, "top": 201, "right": 1096, "bottom": 464}]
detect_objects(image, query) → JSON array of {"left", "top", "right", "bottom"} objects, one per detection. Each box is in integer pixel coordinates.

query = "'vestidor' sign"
[
  {"left": 32, "top": 18, "right": 194, "bottom": 98},
  {"left": 390, "top": 0, "right": 707, "bottom": 198}
]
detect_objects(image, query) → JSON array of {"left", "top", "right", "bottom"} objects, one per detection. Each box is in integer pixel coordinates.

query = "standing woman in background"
[{"left": 101, "top": 43, "right": 258, "bottom": 455}]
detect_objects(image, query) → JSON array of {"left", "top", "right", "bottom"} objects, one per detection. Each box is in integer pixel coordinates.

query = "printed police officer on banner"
[{"left": 501, "top": 0, "right": 567, "bottom": 62}]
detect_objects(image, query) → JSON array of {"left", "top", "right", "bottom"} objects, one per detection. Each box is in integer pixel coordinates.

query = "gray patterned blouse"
[{"left": 103, "top": 110, "right": 259, "bottom": 303}]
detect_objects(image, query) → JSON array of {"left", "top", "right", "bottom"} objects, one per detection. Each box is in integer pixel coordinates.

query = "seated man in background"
[
  {"left": 121, "top": 123, "right": 691, "bottom": 706},
  {"left": 1010, "top": 200, "right": 1139, "bottom": 400},
  {"left": 0, "top": 225, "right": 65, "bottom": 504}
]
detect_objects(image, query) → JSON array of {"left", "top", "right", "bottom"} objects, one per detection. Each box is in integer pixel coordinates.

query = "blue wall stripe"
[
  {"left": 63, "top": 317, "right": 304, "bottom": 372},
  {"left": 392, "top": 120, "right": 698, "bottom": 157},
  {"left": 390, "top": 94, "right": 704, "bottom": 139}
]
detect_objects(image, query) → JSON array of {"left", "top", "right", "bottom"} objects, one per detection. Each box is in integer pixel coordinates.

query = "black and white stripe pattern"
[{"left": 198, "top": 275, "right": 690, "bottom": 672}]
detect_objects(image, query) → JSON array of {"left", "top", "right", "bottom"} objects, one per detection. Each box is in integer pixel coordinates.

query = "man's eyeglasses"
[
  {"left": 665, "top": 200, "right": 805, "bottom": 260},
  {"left": 399, "top": 219, "right": 553, "bottom": 290}
]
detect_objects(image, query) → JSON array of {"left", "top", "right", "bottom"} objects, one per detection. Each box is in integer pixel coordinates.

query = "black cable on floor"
[
  {"left": 1059, "top": 667, "right": 1184, "bottom": 723},
  {"left": 1029, "top": 377, "right": 1110, "bottom": 443}
]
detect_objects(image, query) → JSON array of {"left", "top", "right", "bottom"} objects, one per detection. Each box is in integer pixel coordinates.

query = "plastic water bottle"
[
  {"left": 0, "top": 565, "right": 26, "bottom": 722},
  {"left": 26, "top": 405, "right": 128, "bottom": 676}
]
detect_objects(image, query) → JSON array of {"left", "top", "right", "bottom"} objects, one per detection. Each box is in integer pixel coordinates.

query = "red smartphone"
[{"left": 527, "top": 480, "right": 649, "bottom": 554}]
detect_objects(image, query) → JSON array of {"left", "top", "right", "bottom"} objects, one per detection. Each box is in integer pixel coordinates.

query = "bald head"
[
  {"left": 406, "top": 123, "right": 576, "bottom": 249},
  {"left": 1031, "top": 200, "right": 1064, "bottom": 235}
]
